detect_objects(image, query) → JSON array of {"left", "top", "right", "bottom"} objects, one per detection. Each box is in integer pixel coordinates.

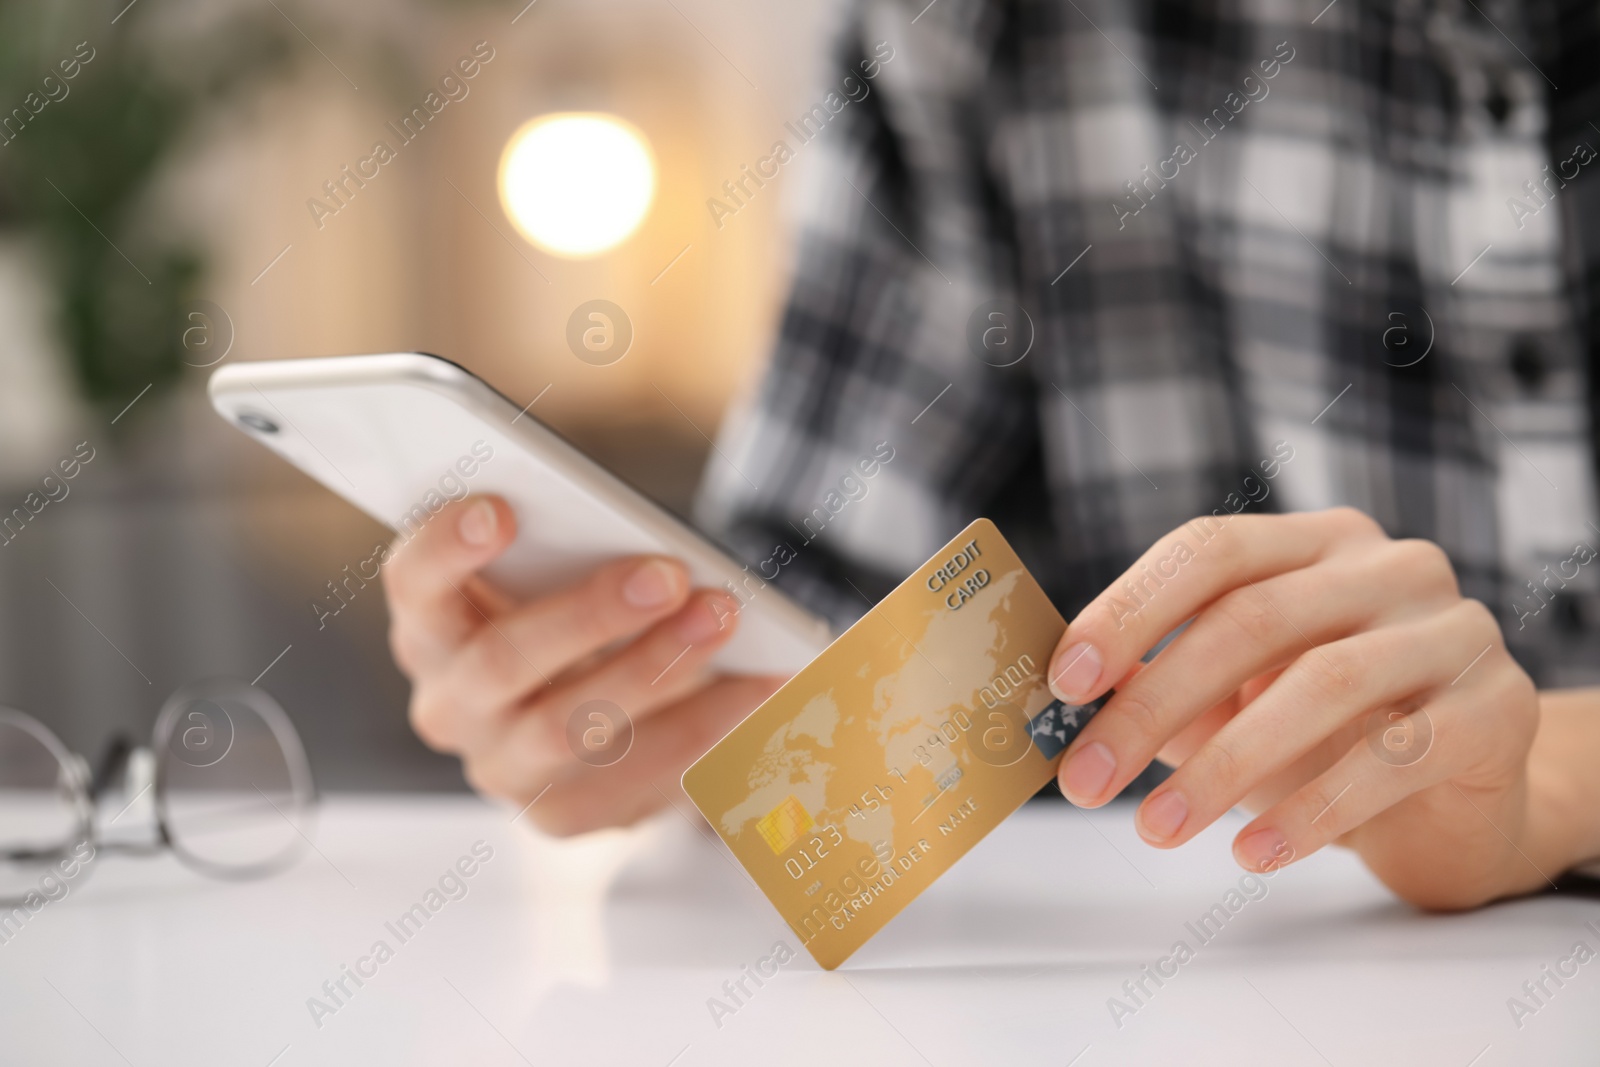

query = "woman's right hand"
[{"left": 381, "top": 495, "right": 786, "bottom": 835}]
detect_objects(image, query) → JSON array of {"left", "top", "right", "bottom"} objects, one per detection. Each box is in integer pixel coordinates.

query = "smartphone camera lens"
[{"left": 236, "top": 410, "right": 280, "bottom": 435}]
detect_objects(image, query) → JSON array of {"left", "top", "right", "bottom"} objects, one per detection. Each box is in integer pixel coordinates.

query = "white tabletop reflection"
[{"left": 2, "top": 794, "right": 1596, "bottom": 1065}]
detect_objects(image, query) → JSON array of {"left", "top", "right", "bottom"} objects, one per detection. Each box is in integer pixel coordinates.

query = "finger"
[
  {"left": 456, "top": 590, "right": 742, "bottom": 780},
  {"left": 445, "top": 553, "right": 694, "bottom": 702},
  {"left": 1154, "top": 695, "right": 1242, "bottom": 769},
  {"left": 1059, "top": 545, "right": 1455, "bottom": 807},
  {"left": 552, "top": 591, "right": 741, "bottom": 707},
  {"left": 1230, "top": 660, "right": 1538, "bottom": 905},
  {"left": 1130, "top": 600, "right": 1504, "bottom": 844},
  {"left": 503, "top": 674, "right": 787, "bottom": 836},
  {"left": 1046, "top": 507, "right": 1388, "bottom": 706},
  {"left": 1154, "top": 667, "right": 1290, "bottom": 779},
  {"left": 408, "top": 556, "right": 695, "bottom": 752},
  {"left": 383, "top": 496, "right": 518, "bottom": 675}
]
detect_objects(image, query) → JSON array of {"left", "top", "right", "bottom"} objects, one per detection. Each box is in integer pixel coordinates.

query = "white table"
[{"left": 2, "top": 794, "right": 1596, "bottom": 1066}]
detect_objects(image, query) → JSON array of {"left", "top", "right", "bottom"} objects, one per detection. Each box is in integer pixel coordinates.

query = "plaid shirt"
[{"left": 696, "top": 0, "right": 1600, "bottom": 688}]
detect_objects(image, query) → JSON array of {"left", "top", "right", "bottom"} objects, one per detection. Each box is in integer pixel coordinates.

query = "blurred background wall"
[{"left": 0, "top": 0, "right": 843, "bottom": 788}]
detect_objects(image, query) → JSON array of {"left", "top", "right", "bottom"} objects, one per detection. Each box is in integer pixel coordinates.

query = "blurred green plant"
[{"left": 0, "top": 2, "right": 303, "bottom": 409}]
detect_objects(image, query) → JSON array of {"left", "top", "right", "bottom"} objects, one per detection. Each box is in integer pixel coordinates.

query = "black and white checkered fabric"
[{"left": 697, "top": 0, "right": 1600, "bottom": 686}]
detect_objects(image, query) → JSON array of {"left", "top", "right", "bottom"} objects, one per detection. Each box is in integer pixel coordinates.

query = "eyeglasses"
[{"left": 0, "top": 679, "right": 316, "bottom": 908}]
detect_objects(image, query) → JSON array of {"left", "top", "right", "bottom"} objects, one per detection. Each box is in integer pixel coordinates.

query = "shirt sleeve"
[{"left": 694, "top": 2, "right": 1047, "bottom": 632}]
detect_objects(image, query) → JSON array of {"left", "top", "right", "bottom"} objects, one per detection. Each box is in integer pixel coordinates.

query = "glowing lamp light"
[{"left": 497, "top": 112, "right": 656, "bottom": 258}]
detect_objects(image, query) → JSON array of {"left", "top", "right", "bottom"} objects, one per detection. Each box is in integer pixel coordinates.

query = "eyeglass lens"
[
  {"left": 155, "top": 684, "right": 315, "bottom": 878},
  {"left": 0, "top": 714, "right": 90, "bottom": 904}
]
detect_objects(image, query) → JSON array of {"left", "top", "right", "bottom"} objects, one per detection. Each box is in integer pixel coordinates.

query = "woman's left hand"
[{"left": 1046, "top": 507, "right": 1545, "bottom": 909}]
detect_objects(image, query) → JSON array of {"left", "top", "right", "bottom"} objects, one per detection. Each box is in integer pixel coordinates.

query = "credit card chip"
[{"left": 756, "top": 795, "right": 814, "bottom": 854}]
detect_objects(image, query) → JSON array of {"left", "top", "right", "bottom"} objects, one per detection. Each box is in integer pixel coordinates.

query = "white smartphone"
[{"left": 208, "top": 352, "right": 833, "bottom": 675}]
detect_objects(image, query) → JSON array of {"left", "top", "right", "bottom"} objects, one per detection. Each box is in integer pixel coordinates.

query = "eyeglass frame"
[{"left": 0, "top": 678, "right": 317, "bottom": 896}]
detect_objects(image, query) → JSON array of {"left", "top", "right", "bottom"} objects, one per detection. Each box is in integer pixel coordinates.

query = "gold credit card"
[{"left": 682, "top": 518, "right": 1105, "bottom": 969}]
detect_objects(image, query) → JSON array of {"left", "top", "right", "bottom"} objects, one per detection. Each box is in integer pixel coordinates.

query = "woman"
[{"left": 383, "top": 0, "right": 1600, "bottom": 908}]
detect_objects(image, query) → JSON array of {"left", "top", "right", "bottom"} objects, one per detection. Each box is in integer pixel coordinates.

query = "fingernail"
[
  {"left": 458, "top": 499, "right": 497, "bottom": 546},
  {"left": 623, "top": 560, "right": 682, "bottom": 608},
  {"left": 1236, "top": 828, "right": 1291, "bottom": 872},
  {"left": 1059, "top": 741, "right": 1115, "bottom": 804},
  {"left": 1049, "top": 642, "right": 1102, "bottom": 702},
  {"left": 677, "top": 596, "right": 728, "bottom": 642},
  {"left": 1139, "top": 790, "right": 1188, "bottom": 842}
]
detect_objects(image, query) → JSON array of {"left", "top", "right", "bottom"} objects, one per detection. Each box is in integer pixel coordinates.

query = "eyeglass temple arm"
[
  {"left": 0, "top": 844, "right": 68, "bottom": 862},
  {"left": 88, "top": 734, "right": 134, "bottom": 801}
]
